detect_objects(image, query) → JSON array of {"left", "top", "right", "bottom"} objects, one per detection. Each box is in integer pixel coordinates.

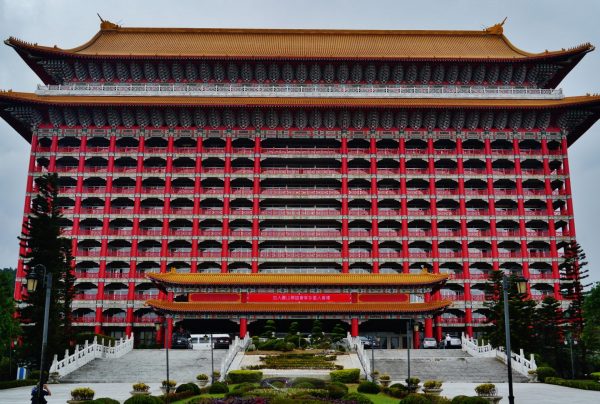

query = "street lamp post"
[
  {"left": 564, "top": 333, "right": 577, "bottom": 379},
  {"left": 156, "top": 320, "right": 170, "bottom": 401},
  {"left": 204, "top": 334, "right": 215, "bottom": 383},
  {"left": 502, "top": 274, "right": 527, "bottom": 404},
  {"left": 26, "top": 264, "right": 52, "bottom": 404},
  {"left": 407, "top": 319, "right": 412, "bottom": 383}
]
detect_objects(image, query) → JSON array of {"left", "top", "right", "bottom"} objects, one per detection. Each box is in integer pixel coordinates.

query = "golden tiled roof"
[
  {"left": 145, "top": 272, "right": 448, "bottom": 287},
  {"left": 2, "top": 90, "right": 600, "bottom": 109},
  {"left": 145, "top": 299, "right": 452, "bottom": 314},
  {"left": 5, "top": 21, "right": 593, "bottom": 60}
]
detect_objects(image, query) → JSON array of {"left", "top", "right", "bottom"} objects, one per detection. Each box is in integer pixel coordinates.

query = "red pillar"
[
  {"left": 413, "top": 326, "right": 420, "bottom": 349},
  {"left": 240, "top": 318, "right": 248, "bottom": 338},
  {"left": 351, "top": 318, "right": 359, "bottom": 337},
  {"left": 166, "top": 317, "right": 173, "bottom": 349}
]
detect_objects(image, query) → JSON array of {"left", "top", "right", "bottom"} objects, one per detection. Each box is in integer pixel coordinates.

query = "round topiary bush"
[
  {"left": 123, "top": 395, "right": 162, "bottom": 404},
  {"left": 208, "top": 381, "right": 229, "bottom": 394},
  {"left": 451, "top": 396, "right": 488, "bottom": 404},
  {"left": 227, "top": 370, "right": 263, "bottom": 384},
  {"left": 90, "top": 399, "right": 120, "bottom": 404},
  {"left": 326, "top": 381, "right": 348, "bottom": 399},
  {"left": 536, "top": 366, "right": 557, "bottom": 382},
  {"left": 399, "top": 394, "right": 431, "bottom": 404},
  {"left": 294, "top": 382, "right": 315, "bottom": 389},
  {"left": 357, "top": 380, "right": 381, "bottom": 394},
  {"left": 175, "top": 382, "right": 201, "bottom": 394},
  {"left": 342, "top": 392, "right": 374, "bottom": 404},
  {"left": 291, "top": 377, "right": 326, "bottom": 389}
]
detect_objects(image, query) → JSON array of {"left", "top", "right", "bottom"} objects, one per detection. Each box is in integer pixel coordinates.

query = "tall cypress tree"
[
  {"left": 559, "top": 241, "right": 589, "bottom": 338},
  {"left": 533, "top": 296, "right": 564, "bottom": 374},
  {"left": 17, "top": 173, "right": 75, "bottom": 369}
]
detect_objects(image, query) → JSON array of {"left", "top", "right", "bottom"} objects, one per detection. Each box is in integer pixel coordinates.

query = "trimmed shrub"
[
  {"left": 90, "top": 399, "right": 120, "bottom": 404},
  {"left": 294, "top": 382, "right": 314, "bottom": 389},
  {"left": 175, "top": 382, "right": 201, "bottom": 394},
  {"left": 330, "top": 368, "right": 360, "bottom": 383},
  {"left": 399, "top": 394, "right": 431, "bottom": 404},
  {"left": 536, "top": 366, "right": 557, "bottom": 382},
  {"left": 0, "top": 379, "right": 37, "bottom": 390},
  {"left": 545, "top": 377, "right": 600, "bottom": 391},
  {"left": 123, "top": 396, "right": 162, "bottom": 404},
  {"left": 228, "top": 370, "right": 263, "bottom": 383},
  {"left": 91, "top": 399, "right": 120, "bottom": 404},
  {"left": 342, "top": 392, "right": 374, "bottom": 404},
  {"left": 357, "top": 380, "right": 381, "bottom": 394},
  {"left": 474, "top": 383, "right": 496, "bottom": 396},
  {"left": 388, "top": 387, "right": 409, "bottom": 399},
  {"left": 326, "top": 381, "right": 348, "bottom": 399},
  {"left": 208, "top": 381, "right": 229, "bottom": 394},
  {"left": 450, "top": 396, "right": 488, "bottom": 404},
  {"left": 291, "top": 377, "right": 327, "bottom": 389},
  {"left": 591, "top": 372, "right": 600, "bottom": 381},
  {"left": 71, "top": 387, "right": 95, "bottom": 400}
]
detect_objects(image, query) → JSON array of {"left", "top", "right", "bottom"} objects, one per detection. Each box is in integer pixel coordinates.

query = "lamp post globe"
[{"left": 26, "top": 264, "right": 45, "bottom": 293}]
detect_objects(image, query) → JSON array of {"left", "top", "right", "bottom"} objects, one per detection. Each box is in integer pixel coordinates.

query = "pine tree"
[
  {"left": 483, "top": 270, "right": 536, "bottom": 353},
  {"left": 559, "top": 241, "right": 589, "bottom": 338},
  {"left": 17, "top": 173, "right": 75, "bottom": 370},
  {"left": 0, "top": 268, "right": 20, "bottom": 380},
  {"left": 533, "top": 296, "right": 564, "bottom": 374}
]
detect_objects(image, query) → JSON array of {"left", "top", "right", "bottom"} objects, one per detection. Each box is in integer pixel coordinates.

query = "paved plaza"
[{"left": 1, "top": 382, "right": 598, "bottom": 403}]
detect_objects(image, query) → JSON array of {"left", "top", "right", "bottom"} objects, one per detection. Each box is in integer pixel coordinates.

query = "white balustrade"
[
  {"left": 36, "top": 83, "right": 563, "bottom": 100},
  {"left": 461, "top": 333, "right": 536, "bottom": 376},
  {"left": 346, "top": 332, "right": 372, "bottom": 381},
  {"left": 49, "top": 333, "right": 134, "bottom": 378},
  {"left": 220, "top": 334, "right": 251, "bottom": 382}
]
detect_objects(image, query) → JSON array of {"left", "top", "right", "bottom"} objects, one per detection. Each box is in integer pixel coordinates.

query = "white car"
[{"left": 422, "top": 337, "right": 437, "bottom": 349}]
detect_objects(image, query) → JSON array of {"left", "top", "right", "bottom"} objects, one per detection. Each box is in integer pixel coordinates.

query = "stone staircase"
[
  {"left": 61, "top": 349, "right": 226, "bottom": 383},
  {"left": 371, "top": 349, "right": 529, "bottom": 383}
]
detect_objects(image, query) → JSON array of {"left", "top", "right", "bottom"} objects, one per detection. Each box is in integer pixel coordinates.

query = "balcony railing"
[{"left": 37, "top": 83, "right": 564, "bottom": 100}]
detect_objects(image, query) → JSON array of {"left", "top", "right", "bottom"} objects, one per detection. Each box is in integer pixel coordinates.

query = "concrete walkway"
[{"left": 0, "top": 382, "right": 598, "bottom": 404}]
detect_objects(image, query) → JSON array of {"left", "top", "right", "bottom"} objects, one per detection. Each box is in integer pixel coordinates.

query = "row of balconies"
[
  {"left": 36, "top": 145, "right": 565, "bottom": 157},
  {"left": 73, "top": 249, "right": 558, "bottom": 259}
]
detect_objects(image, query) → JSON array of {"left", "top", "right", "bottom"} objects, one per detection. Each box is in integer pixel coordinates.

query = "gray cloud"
[{"left": 0, "top": 0, "right": 599, "bottom": 284}]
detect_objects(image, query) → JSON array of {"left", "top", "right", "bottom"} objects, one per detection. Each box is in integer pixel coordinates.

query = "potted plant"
[
  {"left": 422, "top": 380, "right": 443, "bottom": 396},
  {"left": 48, "top": 371, "right": 60, "bottom": 384},
  {"left": 406, "top": 377, "right": 420, "bottom": 393},
  {"left": 527, "top": 370, "right": 538, "bottom": 383},
  {"left": 196, "top": 373, "right": 209, "bottom": 387},
  {"left": 160, "top": 379, "right": 176, "bottom": 394},
  {"left": 379, "top": 374, "right": 391, "bottom": 387},
  {"left": 131, "top": 382, "right": 150, "bottom": 396},
  {"left": 371, "top": 370, "right": 379, "bottom": 383},
  {"left": 67, "top": 387, "right": 95, "bottom": 403},
  {"left": 475, "top": 383, "right": 502, "bottom": 404},
  {"left": 212, "top": 370, "right": 221, "bottom": 382}
]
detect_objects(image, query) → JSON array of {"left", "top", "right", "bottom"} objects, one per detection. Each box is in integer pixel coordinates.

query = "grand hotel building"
[{"left": 2, "top": 20, "right": 599, "bottom": 347}]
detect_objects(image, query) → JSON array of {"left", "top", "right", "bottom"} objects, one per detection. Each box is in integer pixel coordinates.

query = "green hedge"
[
  {"left": 90, "top": 399, "right": 120, "bottom": 404},
  {"left": 357, "top": 380, "right": 381, "bottom": 394},
  {"left": 450, "top": 396, "right": 488, "bottom": 404},
  {"left": 290, "top": 377, "right": 327, "bottom": 389},
  {"left": 123, "top": 396, "right": 163, "bottom": 404},
  {"left": 330, "top": 368, "right": 360, "bottom": 383},
  {"left": 342, "top": 392, "right": 373, "bottom": 404},
  {"left": 227, "top": 370, "right": 263, "bottom": 383},
  {"left": 208, "top": 381, "right": 229, "bottom": 394},
  {"left": 0, "top": 379, "right": 37, "bottom": 390},
  {"left": 536, "top": 366, "right": 557, "bottom": 382},
  {"left": 175, "top": 382, "right": 201, "bottom": 394},
  {"left": 590, "top": 372, "right": 600, "bottom": 381},
  {"left": 545, "top": 377, "right": 600, "bottom": 391}
]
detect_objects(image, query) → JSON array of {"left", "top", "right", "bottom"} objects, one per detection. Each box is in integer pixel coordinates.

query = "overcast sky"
[{"left": 0, "top": 0, "right": 599, "bottom": 285}]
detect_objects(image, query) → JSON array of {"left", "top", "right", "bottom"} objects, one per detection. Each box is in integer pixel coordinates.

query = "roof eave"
[{"left": 5, "top": 38, "right": 59, "bottom": 85}]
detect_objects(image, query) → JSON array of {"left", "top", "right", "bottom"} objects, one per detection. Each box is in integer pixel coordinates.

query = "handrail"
[
  {"left": 49, "top": 333, "right": 134, "bottom": 378},
  {"left": 37, "top": 83, "right": 564, "bottom": 100},
  {"left": 461, "top": 333, "right": 536, "bottom": 376},
  {"left": 220, "top": 333, "right": 251, "bottom": 381},
  {"left": 346, "top": 332, "right": 372, "bottom": 381}
]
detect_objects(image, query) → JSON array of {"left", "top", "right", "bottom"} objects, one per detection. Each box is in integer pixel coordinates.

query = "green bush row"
[
  {"left": 330, "top": 368, "right": 360, "bottom": 383},
  {"left": 535, "top": 366, "right": 557, "bottom": 382},
  {"left": 0, "top": 379, "right": 37, "bottom": 390},
  {"left": 227, "top": 370, "right": 263, "bottom": 383},
  {"left": 545, "top": 377, "right": 600, "bottom": 391}
]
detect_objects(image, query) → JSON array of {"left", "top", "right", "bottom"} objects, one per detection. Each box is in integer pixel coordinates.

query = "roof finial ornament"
[
  {"left": 97, "top": 13, "right": 120, "bottom": 30},
  {"left": 485, "top": 17, "right": 507, "bottom": 35}
]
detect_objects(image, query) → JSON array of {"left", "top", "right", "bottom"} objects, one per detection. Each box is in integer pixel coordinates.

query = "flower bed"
[{"left": 253, "top": 353, "right": 339, "bottom": 369}]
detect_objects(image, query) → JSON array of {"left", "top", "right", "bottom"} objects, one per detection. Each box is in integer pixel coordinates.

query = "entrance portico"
[{"left": 146, "top": 271, "right": 451, "bottom": 348}]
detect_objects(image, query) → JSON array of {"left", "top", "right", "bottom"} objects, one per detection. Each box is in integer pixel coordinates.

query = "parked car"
[
  {"left": 171, "top": 332, "right": 192, "bottom": 349},
  {"left": 422, "top": 337, "right": 438, "bottom": 349},
  {"left": 439, "top": 335, "right": 462, "bottom": 349},
  {"left": 359, "top": 336, "right": 377, "bottom": 348}
]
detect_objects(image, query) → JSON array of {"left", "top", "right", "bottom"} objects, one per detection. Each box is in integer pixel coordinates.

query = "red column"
[
  {"left": 240, "top": 318, "right": 248, "bottom": 338},
  {"left": 341, "top": 136, "right": 349, "bottom": 273},
  {"left": 541, "top": 139, "right": 561, "bottom": 298},
  {"left": 370, "top": 136, "right": 379, "bottom": 273},
  {"left": 485, "top": 139, "right": 499, "bottom": 271},
  {"left": 221, "top": 135, "right": 232, "bottom": 273},
  {"left": 513, "top": 139, "right": 531, "bottom": 291},
  {"left": 413, "top": 326, "right": 420, "bottom": 349},
  {"left": 561, "top": 138, "right": 576, "bottom": 238},
  {"left": 166, "top": 317, "right": 174, "bottom": 349},
  {"left": 251, "top": 136, "right": 261, "bottom": 273},
  {"left": 351, "top": 318, "right": 359, "bottom": 337},
  {"left": 399, "top": 138, "right": 409, "bottom": 273}
]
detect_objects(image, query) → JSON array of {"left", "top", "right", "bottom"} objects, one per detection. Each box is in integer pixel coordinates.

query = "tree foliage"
[
  {"left": 583, "top": 282, "right": 600, "bottom": 370},
  {"left": 0, "top": 268, "right": 19, "bottom": 355},
  {"left": 17, "top": 173, "right": 75, "bottom": 369},
  {"left": 560, "top": 241, "right": 589, "bottom": 338}
]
